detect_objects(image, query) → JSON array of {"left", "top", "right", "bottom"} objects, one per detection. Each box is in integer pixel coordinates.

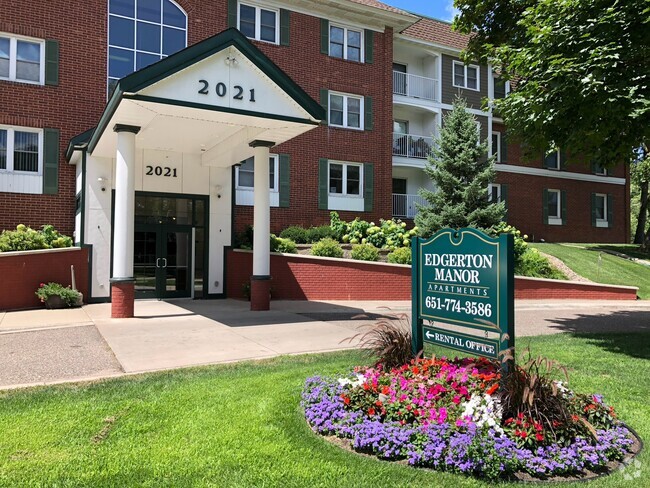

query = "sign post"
[{"left": 412, "top": 228, "right": 514, "bottom": 369}]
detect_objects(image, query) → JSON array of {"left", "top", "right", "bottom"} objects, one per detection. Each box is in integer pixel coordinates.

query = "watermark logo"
[{"left": 618, "top": 458, "right": 642, "bottom": 481}]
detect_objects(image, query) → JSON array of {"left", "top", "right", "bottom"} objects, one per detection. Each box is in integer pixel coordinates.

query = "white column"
[
  {"left": 252, "top": 142, "right": 272, "bottom": 277},
  {"left": 112, "top": 125, "right": 139, "bottom": 279}
]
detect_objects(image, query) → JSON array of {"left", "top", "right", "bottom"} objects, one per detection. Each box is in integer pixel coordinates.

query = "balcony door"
[{"left": 393, "top": 63, "right": 407, "bottom": 95}]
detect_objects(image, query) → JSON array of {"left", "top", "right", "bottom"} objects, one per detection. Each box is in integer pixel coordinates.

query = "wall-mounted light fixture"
[
  {"left": 97, "top": 177, "right": 108, "bottom": 192},
  {"left": 225, "top": 55, "right": 238, "bottom": 66}
]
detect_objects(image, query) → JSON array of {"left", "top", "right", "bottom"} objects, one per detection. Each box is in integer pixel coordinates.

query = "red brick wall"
[
  {"left": 226, "top": 250, "right": 638, "bottom": 301},
  {"left": 492, "top": 122, "right": 629, "bottom": 243},
  {"left": 0, "top": 247, "right": 89, "bottom": 311}
]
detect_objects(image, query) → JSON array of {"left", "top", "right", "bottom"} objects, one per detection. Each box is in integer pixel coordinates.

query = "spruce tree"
[{"left": 415, "top": 97, "right": 505, "bottom": 237}]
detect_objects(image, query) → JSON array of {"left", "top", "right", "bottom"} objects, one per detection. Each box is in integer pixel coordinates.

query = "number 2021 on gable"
[
  {"left": 146, "top": 165, "right": 177, "bottom": 177},
  {"left": 198, "top": 80, "right": 255, "bottom": 102}
]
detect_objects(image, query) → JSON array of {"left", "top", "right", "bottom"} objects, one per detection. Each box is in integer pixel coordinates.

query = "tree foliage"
[
  {"left": 454, "top": 0, "right": 649, "bottom": 167},
  {"left": 415, "top": 98, "right": 505, "bottom": 237}
]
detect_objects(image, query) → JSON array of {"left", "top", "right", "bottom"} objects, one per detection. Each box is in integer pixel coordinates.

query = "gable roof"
[
  {"left": 400, "top": 17, "right": 470, "bottom": 51},
  {"left": 348, "top": 0, "right": 410, "bottom": 15}
]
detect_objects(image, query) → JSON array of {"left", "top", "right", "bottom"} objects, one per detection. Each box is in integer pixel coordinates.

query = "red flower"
[
  {"left": 504, "top": 418, "right": 514, "bottom": 425},
  {"left": 520, "top": 431, "right": 528, "bottom": 439},
  {"left": 412, "top": 366, "right": 420, "bottom": 375},
  {"left": 535, "top": 433, "right": 544, "bottom": 442},
  {"left": 39, "top": 282, "right": 45, "bottom": 287},
  {"left": 486, "top": 383, "right": 499, "bottom": 395},
  {"left": 375, "top": 400, "right": 383, "bottom": 408},
  {"left": 340, "top": 394, "right": 350, "bottom": 405},
  {"left": 381, "top": 386, "right": 391, "bottom": 395},
  {"left": 368, "top": 407, "right": 376, "bottom": 416}
]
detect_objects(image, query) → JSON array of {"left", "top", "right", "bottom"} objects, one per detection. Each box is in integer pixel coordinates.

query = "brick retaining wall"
[
  {"left": 0, "top": 247, "right": 89, "bottom": 311},
  {"left": 226, "top": 250, "right": 638, "bottom": 301}
]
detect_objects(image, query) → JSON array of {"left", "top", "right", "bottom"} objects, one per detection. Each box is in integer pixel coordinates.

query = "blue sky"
[{"left": 385, "top": 0, "right": 458, "bottom": 22}]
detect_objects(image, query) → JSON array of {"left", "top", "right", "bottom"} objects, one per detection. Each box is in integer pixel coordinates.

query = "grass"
[
  {"left": 585, "top": 244, "right": 650, "bottom": 261},
  {"left": 532, "top": 243, "right": 650, "bottom": 299},
  {"left": 0, "top": 333, "right": 648, "bottom": 487}
]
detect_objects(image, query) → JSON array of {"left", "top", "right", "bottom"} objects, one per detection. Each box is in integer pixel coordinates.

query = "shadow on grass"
[{"left": 545, "top": 310, "right": 650, "bottom": 359}]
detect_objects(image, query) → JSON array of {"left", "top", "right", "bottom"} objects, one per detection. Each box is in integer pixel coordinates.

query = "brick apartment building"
[{"left": 0, "top": 0, "right": 629, "bottom": 309}]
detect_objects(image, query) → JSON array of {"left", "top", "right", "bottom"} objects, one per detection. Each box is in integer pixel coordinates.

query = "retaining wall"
[
  {"left": 0, "top": 247, "right": 89, "bottom": 311},
  {"left": 226, "top": 250, "right": 638, "bottom": 301}
]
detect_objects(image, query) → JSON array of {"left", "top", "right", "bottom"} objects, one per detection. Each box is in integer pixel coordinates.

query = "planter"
[{"left": 44, "top": 295, "right": 67, "bottom": 309}]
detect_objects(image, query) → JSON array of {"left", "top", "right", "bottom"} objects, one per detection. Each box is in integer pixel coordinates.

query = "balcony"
[
  {"left": 393, "top": 193, "right": 427, "bottom": 219},
  {"left": 392, "top": 133, "right": 434, "bottom": 159},
  {"left": 393, "top": 71, "right": 439, "bottom": 102}
]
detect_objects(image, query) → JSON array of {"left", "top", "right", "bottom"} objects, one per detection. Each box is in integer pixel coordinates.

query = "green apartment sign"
[{"left": 411, "top": 228, "right": 514, "bottom": 360}]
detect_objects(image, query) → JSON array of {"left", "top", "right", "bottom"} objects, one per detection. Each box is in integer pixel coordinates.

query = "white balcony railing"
[
  {"left": 392, "top": 193, "right": 427, "bottom": 219},
  {"left": 393, "top": 71, "right": 439, "bottom": 102},
  {"left": 392, "top": 133, "right": 434, "bottom": 159}
]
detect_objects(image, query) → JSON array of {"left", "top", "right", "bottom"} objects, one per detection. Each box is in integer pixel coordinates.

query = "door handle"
[
  {"left": 156, "top": 258, "right": 161, "bottom": 268},
  {"left": 162, "top": 258, "right": 167, "bottom": 268}
]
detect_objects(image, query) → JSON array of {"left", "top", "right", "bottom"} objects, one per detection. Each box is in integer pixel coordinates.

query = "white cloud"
[{"left": 445, "top": 0, "right": 460, "bottom": 21}]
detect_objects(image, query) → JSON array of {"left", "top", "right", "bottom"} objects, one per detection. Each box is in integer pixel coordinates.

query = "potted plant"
[{"left": 35, "top": 282, "right": 82, "bottom": 309}]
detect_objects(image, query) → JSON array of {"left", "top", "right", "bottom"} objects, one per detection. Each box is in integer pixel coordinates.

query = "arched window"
[{"left": 108, "top": 0, "right": 187, "bottom": 95}]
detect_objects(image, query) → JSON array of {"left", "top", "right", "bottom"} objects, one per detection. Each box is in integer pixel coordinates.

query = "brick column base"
[
  {"left": 111, "top": 280, "right": 135, "bottom": 318},
  {"left": 250, "top": 276, "right": 271, "bottom": 311}
]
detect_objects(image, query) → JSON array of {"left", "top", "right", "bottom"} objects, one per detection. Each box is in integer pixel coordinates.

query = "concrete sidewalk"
[{"left": 1, "top": 298, "right": 649, "bottom": 390}]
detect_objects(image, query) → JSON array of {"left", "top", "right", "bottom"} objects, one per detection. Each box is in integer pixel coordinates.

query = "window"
[
  {"left": 493, "top": 77, "right": 508, "bottom": 99},
  {"left": 491, "top": 132, "right": 502, "bottom": 162},
  {"left": 544, "top": 149, "right": 562, "bottom": 170},
  {"left": 0, "top": 34, "right": 44, "bottom": 84},
  {"left": 453, "top": 61, "right": 479, "bottom": 91},
  {"left": 0, "top": 126, "right": 42, "bottom": 174},
  {"left": 235, "top": 155, "right": 278, "bottom": 191},
  {"left": 329, "top": 25, "right": 362, "bottom": 62},
  {"left": 594, "top": 194, "right": 606, "bottom": 222},
  {"left": 547, "top": 189, "right": 562, "bottom": 225},
  {"left": 488, "top": 183, "right": 501, "bottom": 203},
  {"left": 593, "top": 162, "right": 608, "bottom": 175},
  {"left": 329, "top": 92, "right": 363, "bottom": 129},
  {"left": 238, "top": 2, "right": 279, "bottom": 44},
  {"left": 329, "top": 162, "right": 362, "bottom": 196},
  {"left": 108, "top": 0, "right": 187, "bottom": 94}
]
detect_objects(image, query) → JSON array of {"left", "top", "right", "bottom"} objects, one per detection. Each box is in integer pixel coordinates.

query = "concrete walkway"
[{"left": 1, "top": 298, "right": 649, "bottom": 390}]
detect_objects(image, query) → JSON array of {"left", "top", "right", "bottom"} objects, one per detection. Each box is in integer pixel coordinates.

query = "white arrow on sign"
[{"left": 425, "top": 330, "right": 434, "bottom": 340}]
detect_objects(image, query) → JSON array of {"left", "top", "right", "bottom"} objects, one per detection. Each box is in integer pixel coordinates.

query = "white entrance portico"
[{"left": 67, "top": 29, "right": 324, "bottom": 317}]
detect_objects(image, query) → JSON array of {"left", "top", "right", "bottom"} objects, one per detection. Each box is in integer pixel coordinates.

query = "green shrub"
[
  {"left": 305, "top": 225, "right": 335, "bottom": 243},
  {"left": 492, "top": 222, "right": 528, "bottom": 268},
  {"left": 517, "top": 248, "right": 566, "bottom": 279},
  {"left": 270, "top": 235, "right": 298, "bottom": 254},
  {"left": 234, "top": 225, "right": 254, "bottom": 249},
  {"left": 279, "top": 226, "right": 309, "bottom": 244},
  {"left": 329, "top": 211, "right": 347, "bottom": 240},
  {"left": 311, "top": 238, "right": 343, "bottom": 258},
  {"left": 350, "top": 243, "right": 379, "bottom": 261},
  {"left": 0, "top": 224, "right": 72, "bottom": 252},
  {"left": 387, "top": 246, "right": 412, "bottom": 265}
]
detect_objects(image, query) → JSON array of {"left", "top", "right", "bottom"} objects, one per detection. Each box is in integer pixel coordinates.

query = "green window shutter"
[
  {"left": 364, "top": 29, "right": 373, "bottom": 64},
  {"left": 45, "top": 40, "right": 59, "bottom": 86},
  {"left": 320, "top": 89, "right": 328, "bottom": 124},
  {"left": 542, "top": 189, "right": 549, "bottom": 224},
  {"left": 591, "top": 193, "right": 597, "bottom": 227},
  {"left": 227, "top": 0, "right": 238, "bottom": 28},
  {"left": 279, "top": 154, "right": 290, "bottom": 207},
  {"left": 500, "top": 184, "right": 508, "bottom": 218},
  {"left": 318, "top": 158, "right": 328, "bottom": 210},
  {"left": 560, "top": 190, "right": 567, "bottom": 225},
  {"left": 364, "top": 96, "right": 373, "bottom": 131},
  {"left": 607, "top": 194, "right": 613, "bottom": 228},
  {"left": 320, "top": 19, "right": 329, "bottom": 55},
  {"left": 560, "top": 149, "right": 568, "bottom": 170},
  {"left": 43, "top": 128, "right": 60, "bottom": 194},
  {"left": 280, "top": 9, "right": 290, "bottom": 46},
  {"left": 502, "top": 131, "right": 508, "bottom": 163},
  {"left": 363, "top": 163, "right": 374, "bottom": 212}
]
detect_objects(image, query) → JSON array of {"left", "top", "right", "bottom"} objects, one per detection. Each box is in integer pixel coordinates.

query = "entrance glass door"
[{"left": 134, "top": 224, "right": 192, "bottom": 299}]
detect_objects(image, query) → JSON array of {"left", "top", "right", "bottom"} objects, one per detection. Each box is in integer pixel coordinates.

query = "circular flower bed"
[{"left": 302, "top": 357, "right": 638, "bottom": 481}]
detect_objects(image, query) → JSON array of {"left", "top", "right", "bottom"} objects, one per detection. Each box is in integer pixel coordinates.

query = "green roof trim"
[
  {"left": 66, "top": 127, "right": 95, "bottom": 161},
  {"left": 88, "top": 28, "right": 325, "bottom": 154}
]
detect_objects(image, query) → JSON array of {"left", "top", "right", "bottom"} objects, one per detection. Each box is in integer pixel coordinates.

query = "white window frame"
[
  {"left": 593, "top": 163, "right": 608, "bottom": 176},
  {"left": 238, "top": 2, "right": 279, "bottom": 45},
  {"left": 235, "top": 154, "right": 279, "bottom": 192},
  {"left": 491, "top": 131, "right": 502, "bottom": 162},
  {"left": 0, "top": 33, "right": 45, "bottom": 85},
  {"left": 594, "top": 193, "right": 608, "bottom": 227},
  {"left": 328, "top": 161, "right": 363, "bottom": 197},
  {"left": 328, "top": 92, "right": 364, "bottom": 130},
  {"left": 452, "top": 60, "right": 480, "bottom": 91},
  {"left": 0, "top": 125, "right": 43, "bottom": 175},
  {"left": 487, "top": 183, "right": 501, "bottom": 203},
  {"left": 547, "top": 189, "right": 562, "bottom": 225},
  {"left": 545, "top": 148, "right": 562, "bottom": 170},
  {"left": 329, "top": 23, "right": 364, "bottom": 62}
]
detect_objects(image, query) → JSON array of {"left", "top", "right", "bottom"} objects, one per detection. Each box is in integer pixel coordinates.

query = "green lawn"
[
  {"left": 585, "top": 244, "right": 650, "bottom": 261},
  {"left": 532, "top": 243, "right": 650, "bottom": 299},
  {"left": 0, "top": 334, "right": 648, "bottom": 487}
]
